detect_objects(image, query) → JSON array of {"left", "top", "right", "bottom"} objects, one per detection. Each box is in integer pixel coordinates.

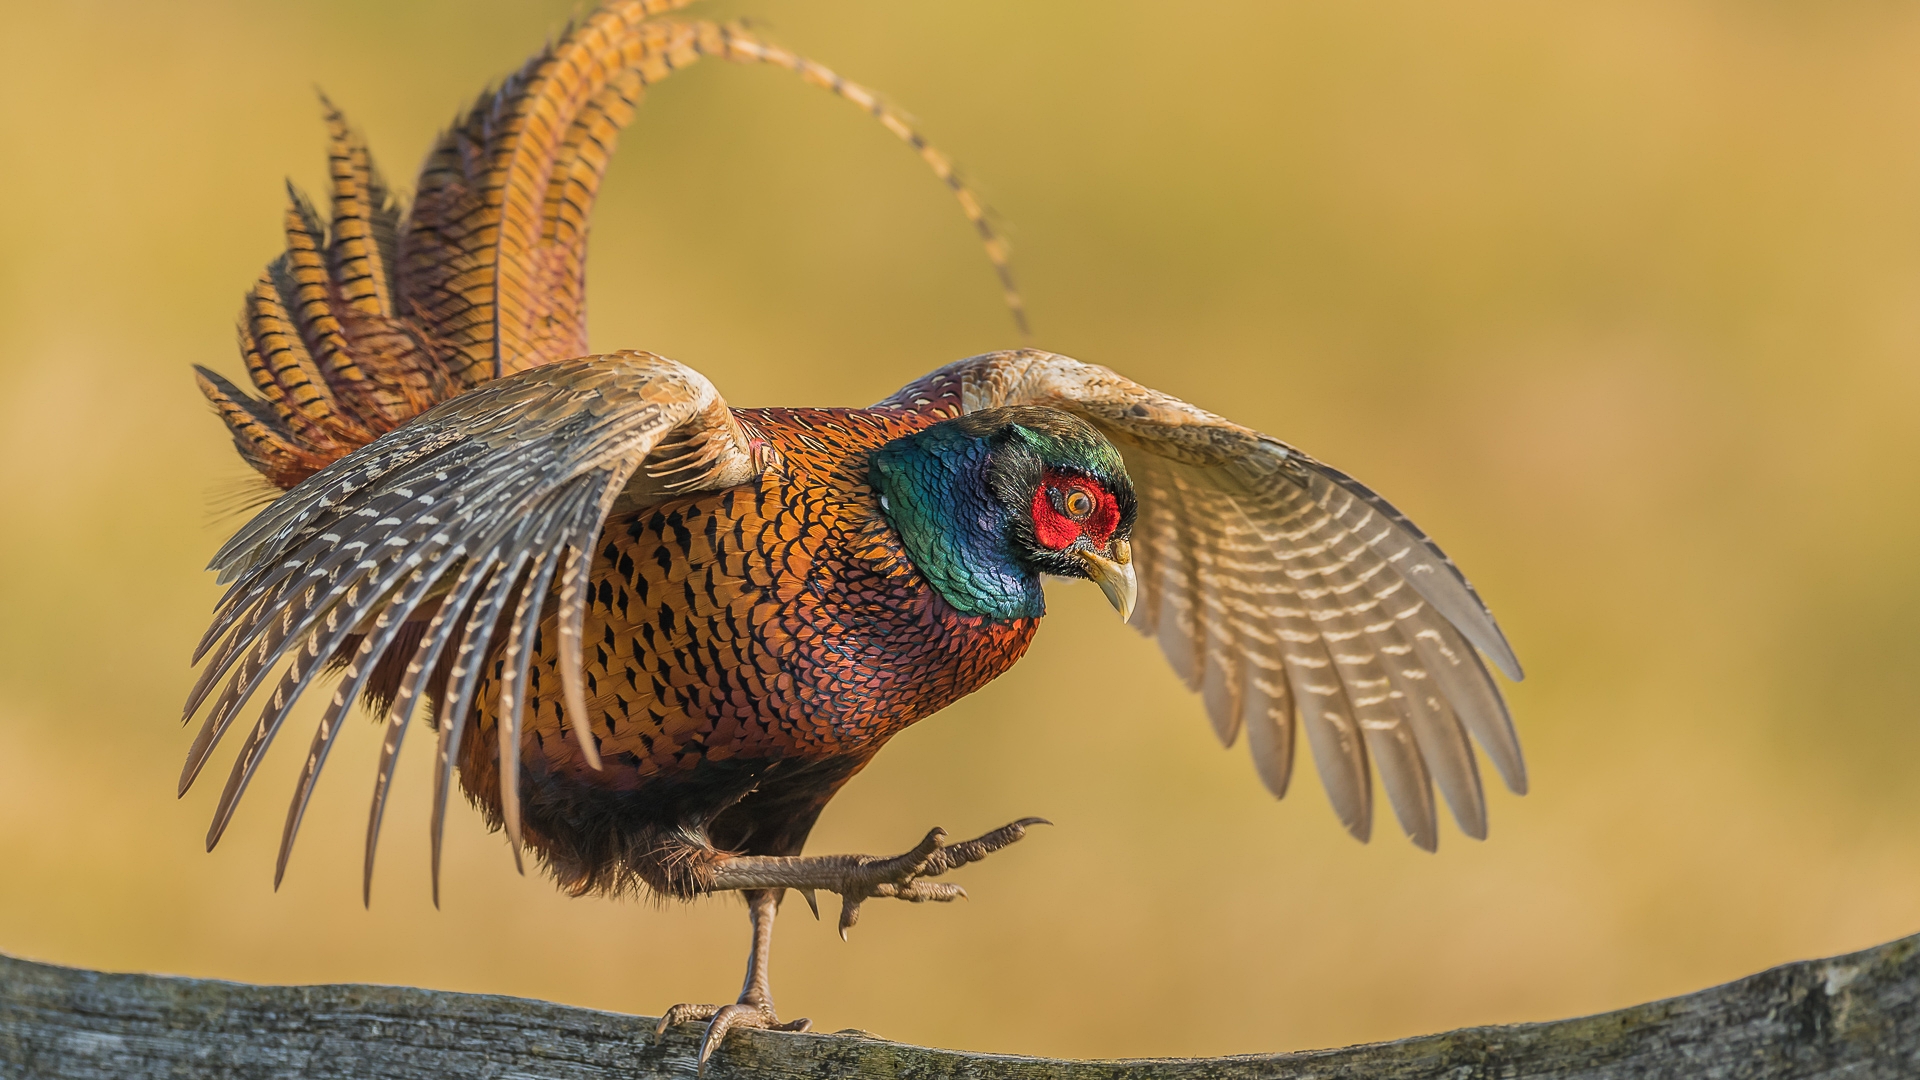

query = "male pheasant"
[{"left": 182, "top": 0, "right": 1526, "bottom": 1063}]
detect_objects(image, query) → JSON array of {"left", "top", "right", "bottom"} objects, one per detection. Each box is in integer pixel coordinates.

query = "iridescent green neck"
[{"left": 871, "top": 420, "right": 1045, "bottom": 621}]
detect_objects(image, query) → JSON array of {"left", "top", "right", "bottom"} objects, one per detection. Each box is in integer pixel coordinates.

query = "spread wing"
[
  {"left": 180, "top": 351, "right": 760, "bottom": 897},
  {"left": 880, "top": 351, "right": 1525, "bottom": 850},
  {"left": 187, "top": 0, "right": 1033, "bottom": 895},
  {"left": 198, "top": 0, "right": 1025, "bottom": 491}
]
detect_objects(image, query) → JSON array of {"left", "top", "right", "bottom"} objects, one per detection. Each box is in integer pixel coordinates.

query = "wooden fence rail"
[{"left": 3, "top": 931, "right": 1917, "bottom": 1078}]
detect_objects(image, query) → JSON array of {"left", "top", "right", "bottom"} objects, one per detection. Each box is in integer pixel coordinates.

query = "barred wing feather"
[
  {"left": 880, "top": 350, "right": 1524, "bottom": 850},
  {"left": 180, "top": 351, "right": 760, "bottom": 894},
  {"left": 189, "top": 0, "right": 1034, "bottom": 899}
]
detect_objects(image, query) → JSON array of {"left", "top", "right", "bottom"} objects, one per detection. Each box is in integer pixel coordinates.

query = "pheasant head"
[{"left": 872, "top": 405, "right": 1138, "bottom": 622}]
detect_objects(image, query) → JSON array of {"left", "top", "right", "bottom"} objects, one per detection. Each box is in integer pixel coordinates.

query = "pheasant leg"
[
  {"left": 656, "top": 889, "right": 811, "bottom": 1069},
  {"left": 707, "top": 817, "right": 1047, "bottom": 939},
  {"left": 656, "top": 818, "right": 1045, "bottom": 1068}
]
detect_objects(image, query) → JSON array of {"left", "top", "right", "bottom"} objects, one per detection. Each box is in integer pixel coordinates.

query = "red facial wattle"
[{"left": 1030, "top": 469, "right": 1121, "bottom": 550}]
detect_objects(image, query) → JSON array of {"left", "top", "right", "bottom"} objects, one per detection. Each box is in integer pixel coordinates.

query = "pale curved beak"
[{"left": 1074, "top": 538, "right": 1137, "bottom": 622}]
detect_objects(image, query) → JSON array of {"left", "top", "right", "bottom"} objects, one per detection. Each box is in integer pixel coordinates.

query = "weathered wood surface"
[{"left": 2, "top": 932, "right": 1916, "bottom": 1079}]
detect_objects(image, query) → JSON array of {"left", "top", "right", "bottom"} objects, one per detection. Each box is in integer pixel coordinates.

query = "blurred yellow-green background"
[{"left": 5, "top": 0, "right": 1920, "bottom": 1061}]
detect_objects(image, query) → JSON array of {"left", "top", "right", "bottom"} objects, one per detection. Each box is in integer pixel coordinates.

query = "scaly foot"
[
  {"left": 664, "top": 819, "right": 1047, "bottom": 1071},
  {"left": 830, "top": 817, "right": 1049, "bottom": 938},
  {"left": 707, "top": 817, "right": 1050, "bottom": 938},
  {"left": 655, "top": 999, "right": 810, "bottom": 1069}
]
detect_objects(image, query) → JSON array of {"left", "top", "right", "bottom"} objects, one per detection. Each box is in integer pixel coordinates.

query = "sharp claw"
[
  {"left": 656, "top": 1002, "right": 722, "bottom": 1041},
  {"left": 697, "top": 1020, "right": 727, "bottom": 1070},
  {"left": 920, "top": 816, "right": 1047, "bottom": 875},
  {"left": 838, "top": 894, "right": 862, "bottom": 941},
  {"left": 902, "top": 826, "right": 947, "bottom": 873},
  {"left": 693, "top": 1003, "right": 795, "bottom": 1073},
  {"left": 698, "top": 1033, "right": 722, "bottom": 1073},
  {"left": 777, "top": 816, "right": 1046, "bottom": 941}
]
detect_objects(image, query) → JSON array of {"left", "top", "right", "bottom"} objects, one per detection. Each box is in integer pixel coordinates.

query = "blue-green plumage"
[{"left": 871, "top": 405, "right": 1136, "bottom": 621}]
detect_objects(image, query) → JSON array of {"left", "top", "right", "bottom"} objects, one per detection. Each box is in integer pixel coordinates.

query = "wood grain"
[{"left": 5, "top": 931, "right": 1917, "bottom": 1078}]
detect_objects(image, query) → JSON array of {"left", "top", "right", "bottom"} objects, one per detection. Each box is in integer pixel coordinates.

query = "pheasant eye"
[{"left": 1063, "top": 488, "right": 1094, "bottom": 520}]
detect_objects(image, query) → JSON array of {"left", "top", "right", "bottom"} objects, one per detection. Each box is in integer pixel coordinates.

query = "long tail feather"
[{"left": 706, "top": 22, "right": 1028, "bottom": 337}]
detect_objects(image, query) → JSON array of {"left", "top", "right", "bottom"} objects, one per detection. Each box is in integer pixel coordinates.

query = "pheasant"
[{"left": 182, "top": 0, "right": 1526, "bottom": 1064}]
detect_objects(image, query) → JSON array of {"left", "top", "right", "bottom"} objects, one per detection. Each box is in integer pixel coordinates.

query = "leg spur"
[{"left": 708, "top": 817, "right": 1048, "bottom": 939}]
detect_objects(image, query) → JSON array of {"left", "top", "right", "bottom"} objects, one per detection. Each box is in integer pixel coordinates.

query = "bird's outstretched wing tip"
[
  {"left": 886, "top": 349, "right": 1529, "bottom": 850},
  {"left": 1490, "top": 647, "right": 1525, "bottom": 683}
]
